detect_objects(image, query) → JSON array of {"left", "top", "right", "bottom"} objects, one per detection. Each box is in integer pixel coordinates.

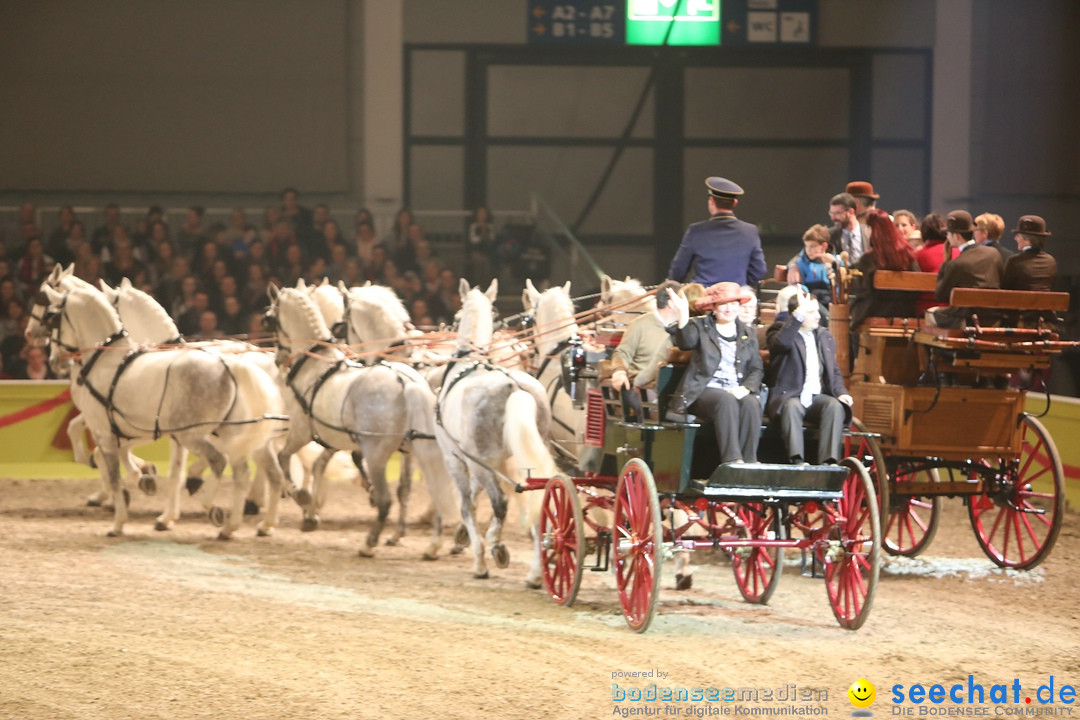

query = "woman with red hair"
[{"left": 849, "top": 208, "right": 921, "bottom": 330}]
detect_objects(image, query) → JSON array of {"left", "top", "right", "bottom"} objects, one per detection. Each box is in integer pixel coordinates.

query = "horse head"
[{"left": 455, "top": 278, "right": 498, "bottom": 355}]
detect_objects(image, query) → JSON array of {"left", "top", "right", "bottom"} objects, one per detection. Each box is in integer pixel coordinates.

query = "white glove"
[
  {"left": 838, "top": 394, "right": 853, "bottom": 406},
  {"left": 728, "top": 386, "right": 750, "bottom": 400},
  {"left": 611, "top": 369, "right": 630, "bottom": 391}
]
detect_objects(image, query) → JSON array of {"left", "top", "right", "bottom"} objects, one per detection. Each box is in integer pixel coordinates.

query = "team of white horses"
[{"left": 26, "top": 265, "right": 652, "bottom": 586}]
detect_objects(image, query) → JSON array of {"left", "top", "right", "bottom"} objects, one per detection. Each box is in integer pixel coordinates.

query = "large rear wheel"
[
  {"left": 730, "top": 503, "right": 784, "bottom": 604},
  {"left": 613, "top": 458, "right": 663, "bottom": 633},
  {"left": 846, "top": 420, "right": 890, "bottom": 530},
  {"left": 968, "top": 415, "right": 1064, "bottom": 570},
  {"left": 540, "top": 474, "right": 585, "bottom": 606},
  {"left": 820, "top": 458, "right": 880, "bottom": 630}
]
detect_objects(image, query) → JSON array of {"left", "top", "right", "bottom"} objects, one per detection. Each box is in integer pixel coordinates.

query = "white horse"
[
  {"left": 39, "top": 283, "right": 287, "bottom": 538},
  {"left": 597, "top": 274, "right": 655, "bottom": 325},
  {"left": 435, "top": 279, "right": 557, "bottom": 585},
  {"left": 266, "top": 283, "right": 453, "bottom": 559},
  {"left": 26, "top": 266, "right": 157, "bottom": 507},
  {"left": 99, "top": 277, "right": 294, "bottom": 525}
]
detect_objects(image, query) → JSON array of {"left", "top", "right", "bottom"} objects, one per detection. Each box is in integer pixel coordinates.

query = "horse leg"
[
  {"left": 276, "top": 422, "right": 312, "bottom": 506},
  {"left": 154, "top": 441, "right": 189, "bottom": 531},
  {"left": 218, "top": 457, "right": 252, "bottom": 540},
  {"left": 447, "top": 456, "right": 487, "bottom": 578},
  {"left": 387, "top": 450, "right": 412, "bottom": 546},
  {"left": 475, "top": 466, "right": 510, "bottom": 572},
  {"left": 357, "top": 451, "right": 393, "bottom": 557},
  {"left": 410, "top": 438, "right": 457, "bottom": 560},
  {"left": 300, "top": 448, "right": 333, "bottom": 531},
  {"left": 255, "top": 444, "right": 286, "bottom": 537},
  {"left": 185, "top": 455, "right": 208, "bottom": 496},
  {"left": 95, "top": 440, "right": 127, "bottom": 537},
  {"left": 185, "top": 439, "right": 228, "bottom": 527}
]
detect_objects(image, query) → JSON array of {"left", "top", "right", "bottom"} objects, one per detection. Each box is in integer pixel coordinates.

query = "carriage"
[
  {"left": 835, "top": 272, "right": 1074, "bottom": 570},
  {"left": 520, "top": 319, "right": 882, "bottom": 633}
]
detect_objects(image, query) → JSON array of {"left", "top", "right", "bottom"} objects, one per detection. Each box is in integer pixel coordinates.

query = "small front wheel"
[
  {"left": 613, "top": 459, "right": 663, "bottom": 633},
  {"left": 820, "top": 458, "right": 880, "bottom": 630},
  {"left": 730, "top": 503, "right": 784, "bottom": 605},
  {"left": 540, "top": 474, "right": 585, "bottom": 606}
]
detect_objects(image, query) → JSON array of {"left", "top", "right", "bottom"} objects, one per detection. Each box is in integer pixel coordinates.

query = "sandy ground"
[{"left": 1, "top": 473, "right": 1077, "bottom": 720}]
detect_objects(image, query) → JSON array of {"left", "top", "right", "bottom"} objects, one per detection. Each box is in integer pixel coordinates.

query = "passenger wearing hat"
[
  {"left": 610, "top": 279, "right": 684, "bottom": 392},
  {"left": 1002, "top": 215, "right": 1056, "bottom": 293},
  {"left": 926, "top": 210, "right": 1003, "bottom": 328},
  {"left": 661, "top": 281, "right": 764, "bottom": 464},
  {"left": 845, "top": 181, "right": 880, "bottom": 220},
  {"left": 765, "top": 289, "right": 852, "bottom": 465},
  {"left": 667, "top": 177, "right": 767, "bottom": 289}
]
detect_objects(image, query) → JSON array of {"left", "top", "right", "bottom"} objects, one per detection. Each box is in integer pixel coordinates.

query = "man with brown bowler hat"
[
  {"left": 845, "top": 181, "right": 879, "bottom": 220},
  {"left": 668, "top": 177, "right": 767, "bottom": 288},
  {"left": 1003, "top": 215, "right": 1057, "bottom": 292},
  {"left": 926, "top": 210, "right": 1003, "bottom": 328}
]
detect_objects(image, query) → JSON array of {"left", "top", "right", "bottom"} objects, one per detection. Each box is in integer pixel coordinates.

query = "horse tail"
[{"left": 503, "top": 389, "right": 557, "bottom": 483}]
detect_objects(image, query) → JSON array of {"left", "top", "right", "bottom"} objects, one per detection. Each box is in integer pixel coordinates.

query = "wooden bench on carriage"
[
  {"left": 523, "top": 317, "right": 882, "bottom": 633},
  {"left": 843, "top": 270, "right": 1075, "bottom": 569}
]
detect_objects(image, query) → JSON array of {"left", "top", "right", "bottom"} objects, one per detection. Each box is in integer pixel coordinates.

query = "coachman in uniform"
[{"left": 667, "top": 177, "right": 767, "bottom": 288}]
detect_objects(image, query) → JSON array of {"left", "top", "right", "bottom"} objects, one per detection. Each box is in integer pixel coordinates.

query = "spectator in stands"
[
  {"left": 241, "top": 264, "right": 270, "bottom": 313},
  {"left": 0, "top": 278, "right": 19, "bottom": 312},
  {"left": 265, "top": 217, "right": 298, "bottom": 271},
  {"left": 383, "top": 208, "right": 414, "bottom": 267},
  {"left": 12, "top": 345, "right": 55, "bottom": 380},
  {"left": 153, "top": 256, "right": 189, "bottom": 313},
  {"left": 786, "top": 223, "right": 838, "bottom": 307},
  {"left": 322, "top": 218, "right": 343, "bottom": 254},
  {"left": 326, "top": 243, "right": 349, "bottom": 285},
  {"left": 0, "top": 314, "right": 31, "bottom": 376},
  {"left": 973, "top": 213, "right": 1014, "bottom": 262},
  {"left": 893, "top": 209, "right": 922, "bottom": 249},
  {"left": 926, "top": 210, "right": 1003, "bottom": 328},
  {"left": 196, "top": 310, "right": 224, "bottom": 340},
  {"left": 848, "top": 208, "right": 921, "bottom": 330},
  {"left": 434, "top": 267, "right": 462, "bottom": 321},
  {"left": 91, "top": 203, "right": 122, "bottom": 256},
  {"left": 409, "top": 298, "right": 434, "bottom": 328},
  {"left": 226, "top": 208, "right": 248, "bottom": 247},
  {"left": 2, "top": 201, "right": 37, "bottom": 258},
  {"left": 171, "top": 275, "right": 200, "bottom": 322},
  {"left": 16, "top": 236, "right": 54, "bottom": 296},
  {"left": 663, "top": 282, "right": 764, "bottom": 464},
  {"left": 340, "top": 257, "right": 364, "bottom": 289},
  {"left": 191, "top": 238, "right": 223, "bottom": 283},
  {"left": 1003, "top": 215, "right": 1056, "bottom": 292},
  {"left": 364, "top": 244, "right": 388, "bottom": 283},
  {"left": 175, "top": 205, "right": 207, "bottom": 258},
  {"left": 149, "top": 233, "right": 175, "bottom": 286},
  {"left": 354, "top": 208, "right": 375, "bottom": 234},
  {"left": 218, "top": 295, "right": 249, "bottom": 336},
  {"left": 72, "top": 241, "right": 100, "bottom": 284},
  {"left": 280, "top": 187, "right": 314, "bottom": 243},
  {"left": 766, "top": 289, "right": 852, "bottom": 464},
  {"left": 352, "top": 221, "right": 379, "bottom": 267},
  {"left": 45, "top": 206, "right": 78, "bottom": 265},
  {"left": 177, "top": 291, "right": 211, "bottom": 337},
  {"left": 278, "top": 243, "right": 305, "bottom": 286},
  {"left": 466, "top": 205, "right": 497, "bottom": 284},
  {"left": 0, "top": 296, "right": 25, "bottom": 343},
  {"left": 260, "top": 205, "right": 281, "bottom": 245},
  {"left": 103, "top": 237, "right": 147, "bottom": 288}
]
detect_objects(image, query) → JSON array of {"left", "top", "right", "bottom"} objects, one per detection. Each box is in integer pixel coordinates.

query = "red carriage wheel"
[
  {"left": 539, "top": 474, "right": 586, "bottom": 607},
  {"left": 613, "top": 458, "right": 663, "bottom": 633},
  {"left": 846, "top": 420, "right": 890, "bottom": 528},
  {"left": 968, "top": 415, "right": 1064, "bottom": 570},
  {"left": 884, "top": 466, "right": 941, "bottom": 557},
  {"left": 730, "top": 503, "right": 784, "bottom": 604},
  {"left": 820, "top": 458, "right": 880, "bottom": 630}
]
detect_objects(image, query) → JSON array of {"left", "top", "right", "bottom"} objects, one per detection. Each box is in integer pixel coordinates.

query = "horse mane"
[
  {"left": 352, "top": 284, "right": 410, "bottom": 328},
  {"left": 284, "top": 287, "right": 332, "bottom": 338},
  {"left": 536, "top": 285, "right": 578, "bottom": 342},
  {"left": 122, "top": 286, "right": 178, "bottom": 335},
  {"left": 67, "top": 285, "right": 123, "bottom": 330}
]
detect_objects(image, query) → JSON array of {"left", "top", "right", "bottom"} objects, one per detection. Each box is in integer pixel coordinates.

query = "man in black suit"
[
  {"left": 828, "top": 192, "right": 867, "bottom": 265},
  {"left": 663, "top": 281, "right": 763, "bottom": 464},
  {"left": 667, "top": 177, "right": 767, "bottom": 288},
  {"left": 765, "top": 290, "right": 852, "bottom": 464},
  {"left": 927, "top": 210, "right": 1003, "bottom": 328},
  {"left": 1002, "top": 215, "right": 1056, "bottom": 292}
]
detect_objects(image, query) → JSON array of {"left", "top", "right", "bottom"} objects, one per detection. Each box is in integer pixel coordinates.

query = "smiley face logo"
[{"left": 848, "top": 678, "right": 876, "bottom": 710}]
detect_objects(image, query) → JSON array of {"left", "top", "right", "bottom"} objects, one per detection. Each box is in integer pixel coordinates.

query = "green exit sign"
[{"left": 626, "top": 0, "right": 720, "bottom": 45}]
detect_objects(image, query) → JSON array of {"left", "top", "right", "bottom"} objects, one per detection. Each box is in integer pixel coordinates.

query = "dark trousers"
[
  {"left": 778, "top": 394, "right": 845, "bottom": 464},
  {"left": 688, "top": 388, "right": 762, "bottom": 463}
]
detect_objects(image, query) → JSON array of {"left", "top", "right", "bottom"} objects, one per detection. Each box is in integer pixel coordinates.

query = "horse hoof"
[
  {"left": 153, "top": 520, "right": 170, "bottom": 532},
  {"left": 185, "top": 476, "right": 204, "bottom": 495},
  {"left": 449, "top": 545, "right": 466, "bottom": 555},
  {"left": 473, "top": 570, "right": 490, "bottom": 580},
  {"left": 384, "top": 537, "right": 400, "bottom": 547},
  {"left": 89, "top": 456, "right": 98, "bottom": 469},
  {"left": 243, "top": 500, "right": 260, "bottom": 516},
  {"left": 453, "top": 525, "right": 469, "bottom": 546},
  {"left": 422, "top": 551, "right": 439, "bottom": 561},
  {"left": 208, "top": 506, "right": 227, "bottom": 528},
  {"left": 138, "top": 475, "right": 157, "bottom": 496},
  {"left": 525, "top": 579, "right": 542, "bottom": 590},
  {"left": 106, "top": 530, "right": 121, "bottom": 538},
  {"left": 300, "top": 518, "right": 319, "bottom": 533},
  {"left": 86, "top": 497, "right": 103, "bottom": 508},
  {"left": 294, "top": 488, "right": 313, "bottom": 507},
  {"left": 217, "top": 531, "right": 232, "bottom": 541},
  {"left": 492, "top": 544, "right": 510, "bottom": 569},
  {"left": 675, "top": 573, "right": 693, "bottom": 591},
  {"left": 357, "top": 546, "right": 376, "bottom": 558},
  {"left": 257, "top": 527, "right": 272, "bottom": 537}
]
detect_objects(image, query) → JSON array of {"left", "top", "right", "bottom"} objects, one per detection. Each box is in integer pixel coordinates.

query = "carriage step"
[{"left": 700, "top": 462, "right": 848, "bottom": 498}]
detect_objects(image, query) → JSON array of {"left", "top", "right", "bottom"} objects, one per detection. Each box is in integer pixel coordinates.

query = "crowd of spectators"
[{"left": 0, "top": 189, "right": 484, "bottom": 378}]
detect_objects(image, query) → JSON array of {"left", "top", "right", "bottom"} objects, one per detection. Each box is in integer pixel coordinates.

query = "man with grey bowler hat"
[
  {"left": 667, "top": 177, "right": 767, "bottom": 288},
  {"left": 926, "top": 210, "right": 1003, "bottom": 328}
]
